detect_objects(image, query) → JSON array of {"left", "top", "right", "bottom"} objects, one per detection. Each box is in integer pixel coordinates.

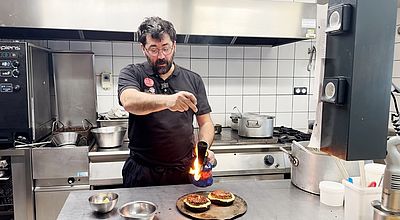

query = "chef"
[{"left": 118, "top": 16, "right": 215, "bottom": 187}]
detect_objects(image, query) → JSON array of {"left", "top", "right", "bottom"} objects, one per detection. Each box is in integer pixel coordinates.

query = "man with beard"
[{"left": 118, "top": 17, "right": 215, "bottom": 187}]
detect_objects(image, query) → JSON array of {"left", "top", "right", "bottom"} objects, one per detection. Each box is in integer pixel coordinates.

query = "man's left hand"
[{"left": 207, "top": 150, "right": 217, "bottom": 167}]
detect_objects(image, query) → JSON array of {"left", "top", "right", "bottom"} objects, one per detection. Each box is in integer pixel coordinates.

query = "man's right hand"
[{"left": 166, "top": 91, "right": 198, "bottom": 113}]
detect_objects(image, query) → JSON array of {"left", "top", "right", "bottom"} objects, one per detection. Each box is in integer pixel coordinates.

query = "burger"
[
  {"left": 183, "top": 194, "right": 211, "bottom": 212},
  {"left": 207, "top": 190, "right": 235, "bottom": 206}
]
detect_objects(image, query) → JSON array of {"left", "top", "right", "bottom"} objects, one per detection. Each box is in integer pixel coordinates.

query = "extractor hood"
[{"left": 0, "top": 0, "right": 316, "bottom": 46}]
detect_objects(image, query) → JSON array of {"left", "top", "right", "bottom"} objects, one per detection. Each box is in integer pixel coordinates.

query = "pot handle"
[
  {"left": 246, "top": 120, "right": 261, "bottom": 128},
  {"left": 51, "top": 120, "right": 65, "bottom": 132},
  {"left": 82, "top": 119, "right": 93, "bottom": 131},
  {"left": 279, "top": 146, "right": 299, "bottom": 167},
  {"left": 232, "top": 106, "right": 242, "bottom": 118}
]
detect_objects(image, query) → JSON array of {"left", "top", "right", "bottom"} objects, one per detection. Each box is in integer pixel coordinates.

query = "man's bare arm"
[
  {"left": 120, "top": 89, "right": 198, "bottom": 115},
  {"left": 196, "top": 113, "right": 215, "bottom": 164}
]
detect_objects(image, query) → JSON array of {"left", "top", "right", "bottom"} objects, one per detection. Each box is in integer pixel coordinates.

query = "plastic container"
[
  {"left": 342, "top": 177, "right": 382, "bottom": 220},
  {"left": 364, "top": 163, "right": 385, "bottom": 185},
  {"left": 319, "top": 181, "right": 345, "bottom": 206}
]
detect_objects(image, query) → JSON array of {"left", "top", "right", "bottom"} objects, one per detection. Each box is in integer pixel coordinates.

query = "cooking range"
[
  {"left": 89, "top": 126, "right": 310, "bottom": 187},
  {"left": 273, "top": 126, "right": 311, "bottom": 144}
]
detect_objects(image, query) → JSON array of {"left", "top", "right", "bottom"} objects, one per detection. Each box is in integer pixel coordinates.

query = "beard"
[{"left": 146, "top": 52, "right": 175, "bottom": 75}]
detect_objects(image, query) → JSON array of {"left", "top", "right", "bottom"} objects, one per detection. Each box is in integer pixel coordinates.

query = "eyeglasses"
[{"left": 145, "top": 45, "right": 174, "bottom": 57}]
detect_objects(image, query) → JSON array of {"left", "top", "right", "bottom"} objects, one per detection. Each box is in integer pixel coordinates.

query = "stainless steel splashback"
[
  {"left": 52, "top": 51, "right": 97, "bottom": 127},
  {"left": 0, "top": 0, "right": 316, "bottom": 45}
]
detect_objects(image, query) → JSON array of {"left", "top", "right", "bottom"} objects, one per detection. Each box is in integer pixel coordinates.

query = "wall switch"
[
  {"left": 101, "top": 72, "right": 112, "bottom": 90},
  {"left": 294, "top": 87, "right": 308, "bottom": 95}
]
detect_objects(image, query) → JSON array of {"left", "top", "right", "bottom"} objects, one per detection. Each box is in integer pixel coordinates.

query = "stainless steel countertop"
[{"left": 57, "top": 179, "right": 344, "bottom": 220}]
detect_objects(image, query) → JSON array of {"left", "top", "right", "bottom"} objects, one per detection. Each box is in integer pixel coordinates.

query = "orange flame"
[{"left": 189, "top": 144, "right": 202, "bottom": 181}]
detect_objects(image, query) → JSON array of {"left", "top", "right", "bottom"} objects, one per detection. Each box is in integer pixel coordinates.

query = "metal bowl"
[
  {"left": 52, "top": 132, "right": 80, "bottom": 147},
  {"left": 91, "top": 126, "right": 127, "bottom": 148},
  {"left": 118, "top": 201, "right": 157, "bottom": 220},
  {"left": 88, "top": 192, "right": 118, "bottom": 213}
]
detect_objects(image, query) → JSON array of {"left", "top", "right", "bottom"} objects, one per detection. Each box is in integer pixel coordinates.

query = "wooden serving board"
[{"left": 176, "top": 191, "right": 247, "bottom": 220}]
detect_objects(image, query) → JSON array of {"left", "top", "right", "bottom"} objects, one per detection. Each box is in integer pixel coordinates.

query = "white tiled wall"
[{"left": 14, "top": 39, "right": 316, "bottom": 130}]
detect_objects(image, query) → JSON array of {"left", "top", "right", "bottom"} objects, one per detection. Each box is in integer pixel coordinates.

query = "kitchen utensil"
[
  {"left": 281, "top": 141, "right": 360, "bottom": 194},
  {"left": 230, "top": 113, "right": 240, "bottom": 131},
  {"left": 333, "top": 157, "right": 350, "bottom": 180},
  {"left": 118, "top": 201, "right": 157, "bottom": 220},
  {"left": 238, "top": 113, "right": 274, "bottom": 138},
  {"left": 359, "top": 161, "right": 367, "bottom": 187},
  {"left": 230, "top": 106, "right": 242, "bottom": 131},
  {"left": 176, "top": 191, "right": 247, "bottom": 219},
  {"left": 214, "top": 124, "right": 222, "bottom": 134},
  {"left": 364, "top": 163, "right": 386, "bottom": 185},
  {"left": 52, "top": 132, "right": 81, "bottom": 147},
  {"left": 88, "top": 192, "right": 118, "bottom": 213},
  {"left": 91, "top": 126, "right": 127, "bottom": 148},
  {"left": 97, "top": 118, "right": 129, "bottom": 141}
]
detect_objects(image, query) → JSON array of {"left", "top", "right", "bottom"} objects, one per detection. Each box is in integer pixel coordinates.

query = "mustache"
[{"left": 156, "top": 59, "right": 167, "bottom": 65}]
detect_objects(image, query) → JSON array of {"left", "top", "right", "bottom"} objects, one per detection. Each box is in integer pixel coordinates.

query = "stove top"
[{"left": 273, "top": 126, "right": 311, "bottom": 144}]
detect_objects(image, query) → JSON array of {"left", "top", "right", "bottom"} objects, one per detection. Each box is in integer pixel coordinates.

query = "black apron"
[{"left": 122, "top": 152, "right": 194, "bottom": 187}]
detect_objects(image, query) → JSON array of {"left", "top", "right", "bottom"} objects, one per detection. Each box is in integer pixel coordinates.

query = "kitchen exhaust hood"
[{"left": 0, "top": 0, "right": 316, "bottom": 46}]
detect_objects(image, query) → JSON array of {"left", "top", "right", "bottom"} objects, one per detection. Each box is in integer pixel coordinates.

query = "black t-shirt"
[{"left": 118, "top": 62, "right": 211, "bottom": 166}]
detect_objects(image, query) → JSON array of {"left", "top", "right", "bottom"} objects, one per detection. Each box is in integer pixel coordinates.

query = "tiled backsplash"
[
  {"left": 4, "top": 9, "right": 400, "bottom": 131},
  {"left": 5, "top": 39, "right": 317, "bottom": 130}
]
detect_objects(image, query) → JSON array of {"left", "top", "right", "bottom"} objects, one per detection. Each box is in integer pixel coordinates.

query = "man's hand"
[
  {"left": 207, "top": 150, "right": 217, "bottom": 167},
  {"left": 166, "top": 91, "right": 198, "bottom": 113}
]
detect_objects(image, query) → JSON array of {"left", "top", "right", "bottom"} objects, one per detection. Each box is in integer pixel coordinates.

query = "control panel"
[
  {"left": 0, "top": 45, "right": 23, "bottom": 94},
  {"left": 0, "top": 42, "right": 29, "bottom": 146}
]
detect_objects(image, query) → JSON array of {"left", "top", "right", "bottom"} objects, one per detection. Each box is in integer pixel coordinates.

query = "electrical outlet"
[
  {"left": 293, "top": 87, "right": 308, "bottom": 95},
  {"left": 101, "top": 72, "right": 112, "bottom": 90}
]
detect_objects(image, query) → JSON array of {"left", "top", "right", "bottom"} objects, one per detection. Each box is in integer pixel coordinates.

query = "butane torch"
[{"left": 190, "top": 141, "right": 213, "bottom": 187}]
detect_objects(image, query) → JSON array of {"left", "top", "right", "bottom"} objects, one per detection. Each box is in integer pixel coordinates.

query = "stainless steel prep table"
[{"left": 58, "top": 179, "right": 344, "bottom": 220}]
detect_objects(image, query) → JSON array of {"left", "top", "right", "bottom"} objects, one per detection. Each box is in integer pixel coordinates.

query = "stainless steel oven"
[
  {"left": 0, "top": 148, "right": 35, "bottom": 220},
  {"left": 0, "top": 42, "right": 54, "bottom": 147},
  {"left": 32, "top": 146, "right": 90, "bottom": 220}
]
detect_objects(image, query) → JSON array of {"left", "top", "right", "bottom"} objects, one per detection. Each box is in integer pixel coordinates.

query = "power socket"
[
  {"left": 101, "top": 72, "right": 112, "bottom": 90},
  {"left": 293, "top": 87, "right": 308, "bottom": 95}
]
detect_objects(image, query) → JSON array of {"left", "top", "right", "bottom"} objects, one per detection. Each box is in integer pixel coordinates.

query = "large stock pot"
[{"left": 280, "top": 141, "right": 360, "bottom": 194}]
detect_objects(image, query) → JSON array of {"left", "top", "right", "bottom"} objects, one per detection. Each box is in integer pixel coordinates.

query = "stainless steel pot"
[
  {"left": 91, "top": 126, "right": 127, "bottom": 148},
  {"left": 280, "top": 141, "right": 360, "bottom": 194},
  {"left": 97, "top": 119, "right": 129, "bottom": 141},
  {"left": 230, "top": 113, "right": 240, "bottom": 131},
  {"left": 52, "top": 132, "right": 81, "bottom": 147},
  {"left": 238, "top": 113, "right": 274, "bottom": 138}
]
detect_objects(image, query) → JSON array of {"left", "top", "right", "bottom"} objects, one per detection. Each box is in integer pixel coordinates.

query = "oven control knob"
[
  {"left": 12, "top": 69, "right": 20, "bottom": 77},
  {"left": 12, "top": 60, "right": 20, "bottom": 68},
  {"left": 67, "top": 177, "right": 75, "bottom": 184},
  {"left": 264, "top": 155, "right": 274, "bottom": 166}
]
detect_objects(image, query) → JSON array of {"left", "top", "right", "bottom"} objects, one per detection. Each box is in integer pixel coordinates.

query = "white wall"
[{"left": 14, "top": 39, "right": 317, "bottom": 130}]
